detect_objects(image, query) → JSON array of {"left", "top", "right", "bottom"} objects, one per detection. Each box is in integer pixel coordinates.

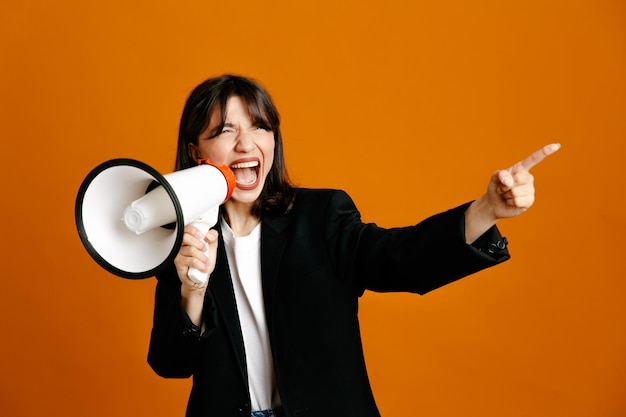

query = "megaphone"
[{"left": 75, "top": 158, "right": 235, "bottom": 282}]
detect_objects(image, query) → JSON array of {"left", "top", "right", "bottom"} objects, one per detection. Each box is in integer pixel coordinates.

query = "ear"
[{"left": 188, "top": 143, "right": 200, "bottom": 161}]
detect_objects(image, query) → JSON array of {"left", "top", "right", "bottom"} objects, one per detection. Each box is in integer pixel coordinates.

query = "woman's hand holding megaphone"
[
  {"left": 175, "top": 224, "right": 219, "bottom": 327},
  {"left": 176, "top": 224, "right": 218, "bottom": 290}
]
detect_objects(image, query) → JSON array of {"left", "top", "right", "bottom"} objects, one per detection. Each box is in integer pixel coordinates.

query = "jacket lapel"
[{"left": 260, "top": 212, "right": 292, "bottom": 328}]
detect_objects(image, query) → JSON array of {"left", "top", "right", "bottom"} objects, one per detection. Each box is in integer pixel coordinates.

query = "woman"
[{"left": 147, "top": 74, "right": 559, "bottom": 417}]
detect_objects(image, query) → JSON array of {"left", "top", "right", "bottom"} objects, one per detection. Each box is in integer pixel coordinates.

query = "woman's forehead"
[{"left": 212, "top": 95, "right": 269, "bottom": 124}]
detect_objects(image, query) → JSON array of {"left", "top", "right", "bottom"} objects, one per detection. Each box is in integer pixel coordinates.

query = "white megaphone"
[{"left": 75, "top": 158, "right": 236, "bottom": 281}]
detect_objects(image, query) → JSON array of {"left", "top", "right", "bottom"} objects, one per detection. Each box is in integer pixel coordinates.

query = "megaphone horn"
[{"left": 75, "top": 158, "right": 235, "bottom": 280}]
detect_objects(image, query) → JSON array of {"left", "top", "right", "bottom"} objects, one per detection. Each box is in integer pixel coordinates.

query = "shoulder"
[
  {"left": 291, "top": 188, "right": 357, "bottom": 211},
  {"left": 262, "top": 188, "right": 361, "bottom": 234},
  {"left": 291, "top": 188, "right": 353, "bottom": 203},
  {"left": 292, "top": 187, "right": 346, "bottom": 197},
  {"left": 283, "top": 188, "right": 362, "bottom": 233}
]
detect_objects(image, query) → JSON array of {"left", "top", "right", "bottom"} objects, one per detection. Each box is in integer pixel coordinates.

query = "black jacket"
[{"left": 148, "top": 189, "right": 510, "bottom": 417}]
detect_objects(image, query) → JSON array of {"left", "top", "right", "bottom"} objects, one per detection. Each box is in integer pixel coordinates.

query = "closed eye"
[
  {"left": 254, "top": 123, "right": 272, "bottom": 132},
  {"left": 205, "top": 124, "right": 235, "bottom": 139},
  {"left": 212, "top": 123, "right": 237, "bottom": 137}
]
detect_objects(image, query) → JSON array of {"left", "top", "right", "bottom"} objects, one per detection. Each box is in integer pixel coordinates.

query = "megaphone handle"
[
  {"left": 187, "top": 208, "right": 220, "bottom": 284},
  {"left": 187, "top": 220, "right": 211, "bottom": 284}
]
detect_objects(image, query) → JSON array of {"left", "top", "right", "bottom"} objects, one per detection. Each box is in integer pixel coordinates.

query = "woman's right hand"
[{"left": 174, "top": 224, "right": 219, "bottom": 293}]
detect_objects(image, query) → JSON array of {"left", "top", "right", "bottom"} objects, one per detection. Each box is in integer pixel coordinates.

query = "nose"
[{"left": 235, "top": 130, "right": 255, "bottom": 153}]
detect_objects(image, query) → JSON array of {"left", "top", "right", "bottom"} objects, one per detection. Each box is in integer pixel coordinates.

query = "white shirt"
[{"left": 221, "top": 219, "right": 279, "bottom": 411}]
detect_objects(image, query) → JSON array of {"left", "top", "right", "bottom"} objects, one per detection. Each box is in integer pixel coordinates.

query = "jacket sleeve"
[
  {"left": 147, "top": 264, "right": 219, "bottom": 378},
  {"left": 322, "top": 190, "right": 510, "bottom": 295}
]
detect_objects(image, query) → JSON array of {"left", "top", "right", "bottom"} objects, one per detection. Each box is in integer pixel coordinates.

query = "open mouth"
[{"left": 230, "top": 160, "right": 259, "bottom": 188}]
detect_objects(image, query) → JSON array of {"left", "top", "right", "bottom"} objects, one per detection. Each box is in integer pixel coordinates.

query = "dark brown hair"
[{"left": 175, "top": 74, "right": 295, "bottom": 217}]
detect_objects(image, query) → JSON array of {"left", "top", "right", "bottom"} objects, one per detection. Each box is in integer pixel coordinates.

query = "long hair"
[{"left": 175, "top": 74, "right": 295, "bottom": 217}]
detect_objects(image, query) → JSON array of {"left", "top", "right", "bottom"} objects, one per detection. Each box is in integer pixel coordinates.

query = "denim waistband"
[{"left": 251, "top": 405, "right": 285, "bottom": 417}]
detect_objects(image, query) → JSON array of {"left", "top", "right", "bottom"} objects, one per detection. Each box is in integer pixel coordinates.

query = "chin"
[{"left": 230, "top": 188, "right": 262, "bottom": 206}]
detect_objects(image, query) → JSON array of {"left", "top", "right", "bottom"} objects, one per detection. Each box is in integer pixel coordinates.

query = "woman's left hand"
[
  {"left": 464, "top": 143, "right": 561, "bottom": 243},
  {"left": 487, "top": 143, "right": 561, "bottom": 219}
]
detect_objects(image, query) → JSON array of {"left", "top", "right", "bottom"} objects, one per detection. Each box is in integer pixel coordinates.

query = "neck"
[{"left": 222, "top": 200, "right": 260, "bottom": 237}]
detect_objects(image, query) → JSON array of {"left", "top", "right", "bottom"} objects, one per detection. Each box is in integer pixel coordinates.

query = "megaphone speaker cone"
[{"left": 75, "top": 159, "right": 184, "bottom": 279}]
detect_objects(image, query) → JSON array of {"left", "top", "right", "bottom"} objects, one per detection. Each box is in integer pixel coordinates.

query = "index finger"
[
  {"left": 184, "top": 224, "right": 206, "bottom": 241},
  {"left": 511, "top": 143, "right": 561, "bottom": 172}
]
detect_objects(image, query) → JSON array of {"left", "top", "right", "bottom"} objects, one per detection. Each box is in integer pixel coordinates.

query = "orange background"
[{"left": 1, "top": 0, "right": 625, "bottom": 416}]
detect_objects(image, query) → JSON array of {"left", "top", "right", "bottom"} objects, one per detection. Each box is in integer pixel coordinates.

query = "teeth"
[{"left": 230, "top": 161, "right": 259, "bottom": 169}]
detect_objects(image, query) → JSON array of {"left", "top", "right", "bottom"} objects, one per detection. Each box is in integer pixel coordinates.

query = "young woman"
[{"left": 147, "top": 74, "right": 560, "bottom": 417}]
